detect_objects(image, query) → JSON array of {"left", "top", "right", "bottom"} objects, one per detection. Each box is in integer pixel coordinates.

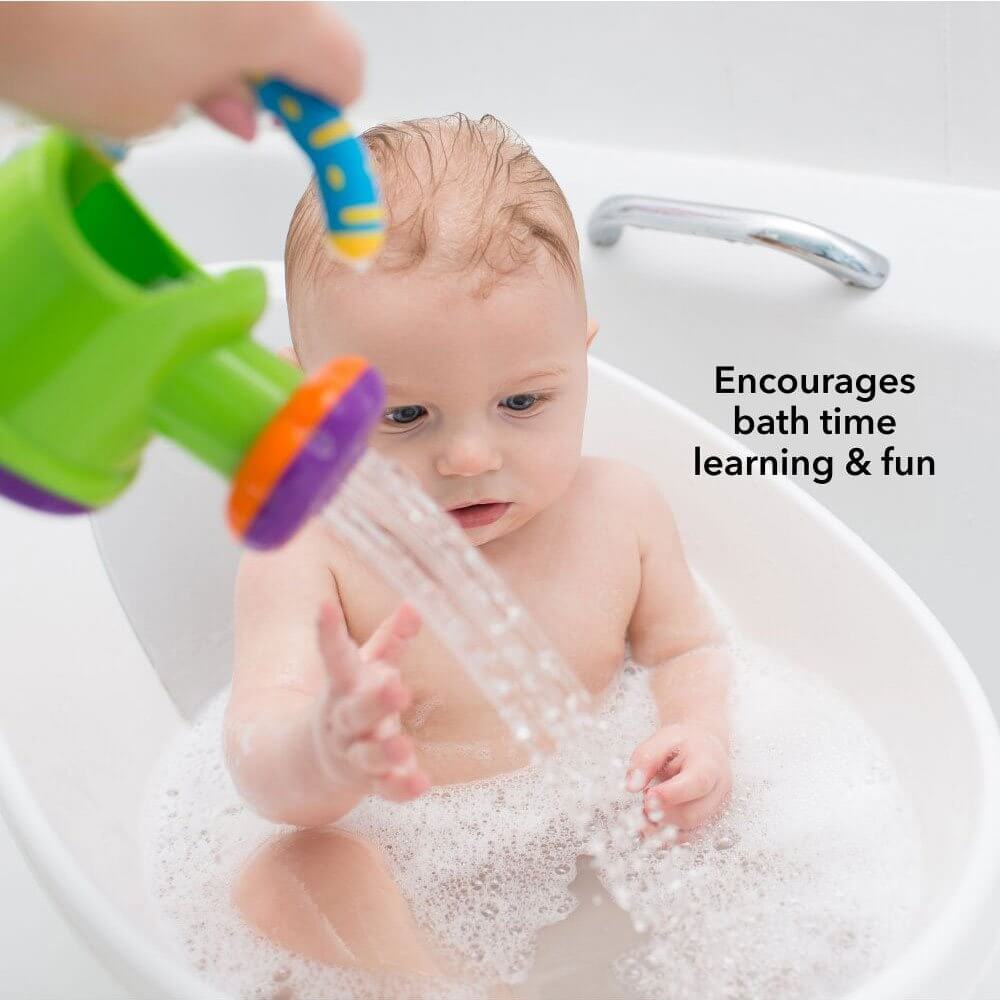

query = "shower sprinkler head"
[{"left": 228, "top": 356, "right": 385, "bottom": 549}]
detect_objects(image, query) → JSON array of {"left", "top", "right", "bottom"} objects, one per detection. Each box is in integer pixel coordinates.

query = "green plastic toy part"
[{"left": 0, "top": 129, "right": 302, "bottom": 512}]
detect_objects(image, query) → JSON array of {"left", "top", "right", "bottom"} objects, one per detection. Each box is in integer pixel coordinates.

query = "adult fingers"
[
  {"left": 267, "top": 3, "right": 364, "bottom": 108},
  {"left": 196, "top": 80, "right": 258, "bottom": 140}
]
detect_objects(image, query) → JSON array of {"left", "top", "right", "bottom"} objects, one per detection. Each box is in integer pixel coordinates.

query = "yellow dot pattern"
[
  {"left": 308, "top": 119, "right": 353, "bottom": 149},
  {"left": 326, "top": 165, "right": 346, "bottom": 191},
  {"left": 329, "top": 231, "right": 385, "bottom": 262},
  {"left": 278, "top": 96, "right": 302, "bottom": 122},
  {"left": 339, "top": 205, "right": 384, "bottom": 226}
]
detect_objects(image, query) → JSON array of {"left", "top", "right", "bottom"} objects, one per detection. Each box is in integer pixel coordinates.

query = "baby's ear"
[{"left": 586, "top": 318, "right": 599, "bottom": 348}]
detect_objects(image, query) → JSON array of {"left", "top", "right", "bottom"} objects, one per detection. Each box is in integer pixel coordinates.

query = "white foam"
[
  {"left": 140, "top": 691, "right": 483, "bottom": 1000},
  {"left": 601, "top": 643, "right": 921, "bottom": 999},
  {"left": 142, "top": 641, "right": 920, "bottom": 999}
]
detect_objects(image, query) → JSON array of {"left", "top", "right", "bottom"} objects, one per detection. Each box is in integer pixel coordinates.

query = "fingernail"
[
  {"left": 374, "top": 716, "right": 400, "bottom": 740},
  {"left": 200, "top": 95, "right": 257, "bottom": 141},
  {"left": 390, "top": 758, "right": 416, "bottom": 779},
  {"left": 626, "top": 768, "right": 645, "bottom": 792}
]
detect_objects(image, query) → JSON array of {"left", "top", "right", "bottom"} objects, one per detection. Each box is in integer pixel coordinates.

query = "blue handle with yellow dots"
[
  {"left": 254, "top": 77, "right": 384, "bottom": 268},
  {"left": 91, "top": 76, "right": 385, "bottom": 269}
]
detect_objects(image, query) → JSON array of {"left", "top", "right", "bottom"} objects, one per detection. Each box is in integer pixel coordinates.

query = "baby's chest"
[
  {"left": 503, "top": 553, "right": 637, "bottom": 689},
  {"left": 337, "top": 520, "right": 641, "bottom": 706}
]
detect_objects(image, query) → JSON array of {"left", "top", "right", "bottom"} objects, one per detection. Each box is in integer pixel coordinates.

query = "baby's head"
[{"left": 285, "top": 113, "right": 596, "bottom": 546}]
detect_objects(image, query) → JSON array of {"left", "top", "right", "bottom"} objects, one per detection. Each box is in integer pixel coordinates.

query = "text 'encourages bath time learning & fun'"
[{"left": 693, "top": 367, "right": 937, "bottom": 486}]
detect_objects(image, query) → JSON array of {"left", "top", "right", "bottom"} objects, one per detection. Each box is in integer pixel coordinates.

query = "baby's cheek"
[
  {"left": 368, "top": 434, "right": 434, "bottom": 487},
  {"left": 522, "top": 427, "right": 582, "bottom": 504}
]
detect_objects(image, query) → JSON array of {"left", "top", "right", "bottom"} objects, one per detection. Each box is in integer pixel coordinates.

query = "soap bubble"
[{"left": 143, "top": 643, "right": 920, "bottom": 1000}]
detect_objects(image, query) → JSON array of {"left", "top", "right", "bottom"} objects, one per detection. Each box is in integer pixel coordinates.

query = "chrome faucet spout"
[{"left": 587, "top": 195, "right": 888, "bottom": 289}]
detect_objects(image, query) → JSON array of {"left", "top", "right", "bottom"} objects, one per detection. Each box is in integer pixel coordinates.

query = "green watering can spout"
[{"left": 0, "top": 80, "right": 387, "bottom": 548}]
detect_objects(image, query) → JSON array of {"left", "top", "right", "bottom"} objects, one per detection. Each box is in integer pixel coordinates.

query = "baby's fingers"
[
  {"left": 626, "top": 727, "right": 685, "bottom": 791},
  {"left": 646, "top": 765, "right": 717, "bottom": 814},
  {"left": 345, "top": 733, "right": 415, "bottom": 776},
  {"left": 334, "top": 668, "right": 410, "bottom": 740},
  {"left": 373, "top": 763, "right": 431, "bottom": 803},
  {"left": 360, "top": 602, "right": 422, "bottom": 666}
]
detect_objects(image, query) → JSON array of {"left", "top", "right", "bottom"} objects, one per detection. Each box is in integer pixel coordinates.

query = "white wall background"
[
  {"left": 339, "top": 1, "right": 1000, "bottom": 189},
  {"left": 4, "top": 2, "right": 998, "bottom": 187}
]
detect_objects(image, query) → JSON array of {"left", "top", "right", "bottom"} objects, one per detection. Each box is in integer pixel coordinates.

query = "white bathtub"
[{"left": 1, "top": 123, "right": 999, "bottom": 998}]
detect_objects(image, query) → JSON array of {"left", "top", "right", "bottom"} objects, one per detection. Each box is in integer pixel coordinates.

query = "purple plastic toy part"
[
  {"left": 0, "top": 465, "right": 92, "bottom": 515},
  {"left": 243, "top": 366, "right": 384, "bottom": 549}
]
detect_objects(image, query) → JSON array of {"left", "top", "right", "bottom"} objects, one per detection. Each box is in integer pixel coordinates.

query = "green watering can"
[{"left": 0, "top": 78, "right": 386, "bottom": 549}]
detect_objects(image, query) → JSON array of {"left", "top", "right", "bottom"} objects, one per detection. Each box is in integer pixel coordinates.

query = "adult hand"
[{"left": 0, "top": 2, "right": 362, "bottom": 139}]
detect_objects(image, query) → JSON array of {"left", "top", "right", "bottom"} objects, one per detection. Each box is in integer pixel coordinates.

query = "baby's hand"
[
  {"left": 626, "top": 723, "right": 731, "bottom": 836},
  {"left": 314, "top": 601, "right": 430, "bottom": 803}
]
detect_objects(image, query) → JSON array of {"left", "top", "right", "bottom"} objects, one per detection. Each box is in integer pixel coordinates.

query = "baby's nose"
[{"left": 435, "top": 434, "right": 502, "bottom": 478}]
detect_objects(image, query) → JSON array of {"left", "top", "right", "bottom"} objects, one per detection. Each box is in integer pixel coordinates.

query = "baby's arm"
[
  {"left": 621, "top": 468, "right": 732, "bottom": 833},
  {"left": 225, "top": 521, "right": 429, "bottom": 828}
]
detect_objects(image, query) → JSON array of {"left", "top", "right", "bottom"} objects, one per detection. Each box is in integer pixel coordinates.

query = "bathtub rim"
[
  {"left": 0, "top": 355, "right": 995, "bottom": 999},
  {"left": 592, "top": 358, "right": 1000, "bottom": 1000},
  {"left": 0, "top": 631, "right": 221, "bottom": 999}
]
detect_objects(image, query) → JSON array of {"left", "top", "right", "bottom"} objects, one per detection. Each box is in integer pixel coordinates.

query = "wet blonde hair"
[{"left": 285, "top": 113, "right": 581, "bottom": 317}]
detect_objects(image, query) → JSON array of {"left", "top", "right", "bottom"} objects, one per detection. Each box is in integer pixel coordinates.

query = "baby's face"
[{"left": 294, "top": 259, "right": 592, "bottom": 546}]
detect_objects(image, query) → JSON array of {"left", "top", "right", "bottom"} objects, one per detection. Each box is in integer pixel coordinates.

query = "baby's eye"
[
  {"left": 383, "top": 404, "right": 427, "bottom": 426},
  {"left": 501, "top": 393, "right": 542, "bottom": 413}
]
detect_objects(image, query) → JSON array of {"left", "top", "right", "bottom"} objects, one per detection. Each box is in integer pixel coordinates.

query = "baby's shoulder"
[
  {"left": 574, "top": 456, "right": 670, "bottom": 520},
  {"left": 570, "top": 459, "right": 679, "bottom": 567}
]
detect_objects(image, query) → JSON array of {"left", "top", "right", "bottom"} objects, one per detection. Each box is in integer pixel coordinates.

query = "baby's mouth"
[{"left": 447, "top": 501, "right": 511, "bottom": 530}]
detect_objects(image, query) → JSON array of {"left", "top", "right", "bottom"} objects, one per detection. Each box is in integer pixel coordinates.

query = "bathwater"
[
  {"left": 141, "top": 449, "right": 921, "bottom": 997},
  {"left": 326, "top": 449, "right": 594, "bottom": 758},
  {"left": 143, "top": 648, "right": 919, "bottom": 998}
]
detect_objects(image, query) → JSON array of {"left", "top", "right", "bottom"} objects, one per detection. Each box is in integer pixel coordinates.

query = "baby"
[{"left": 225, "top": 114, "right": 732, "bottom": 982}]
